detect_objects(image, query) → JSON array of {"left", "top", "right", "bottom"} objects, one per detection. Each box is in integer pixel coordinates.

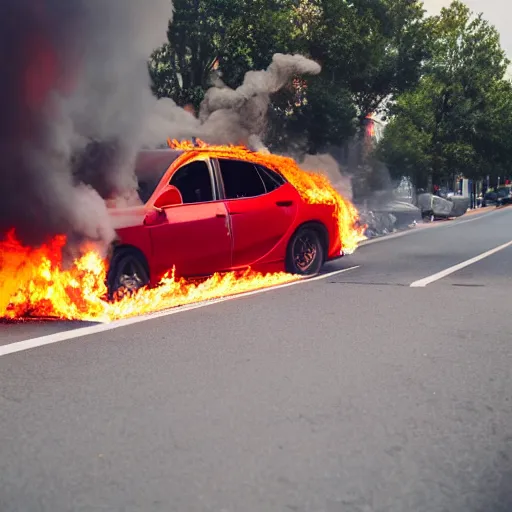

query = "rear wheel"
[
  {"left": 285, "top": 226, "right": 325, "bottom": 275},
  {"left": 107, "top": 249, "right": 149, "bottom": 299}
]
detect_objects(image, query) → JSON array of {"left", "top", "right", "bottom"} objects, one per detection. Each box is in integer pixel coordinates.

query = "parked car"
[
  {"left": 496, "top": 186, "right": 512, "bottom": 206},
  {"left": 106, "top": 148, "right": 343, "bottom": 296},
  {"left": 484, "top": 186, "right": 512, "bottom": 206}
]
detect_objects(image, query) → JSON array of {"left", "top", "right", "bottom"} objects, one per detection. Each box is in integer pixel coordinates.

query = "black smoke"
[
  {"left": 0, "top": 1, "right": 321, "bottom": 252},
  {"left": 0, "top": 0, "right": 172, "bottom": 249}
]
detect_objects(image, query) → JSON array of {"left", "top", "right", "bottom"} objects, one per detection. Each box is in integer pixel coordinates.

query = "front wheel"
[
  {"left": 285, "top": 226, "right": 325, "bottom": 275},
  {"left": 107, "top": 249, "right": 149, "bottom": 299}
]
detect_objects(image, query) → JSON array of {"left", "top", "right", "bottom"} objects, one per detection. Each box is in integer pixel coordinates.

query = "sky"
[{"left": 423, "top": 0, "right": 511, "bottom": 63}]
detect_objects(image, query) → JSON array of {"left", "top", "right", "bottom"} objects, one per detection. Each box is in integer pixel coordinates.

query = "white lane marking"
[
  {"left": 360, "top": 208, "right": 507, "bottom": 247},
  {"left": 0, "top": 266, "right": 359, "bottom": 358},
  {"left": 410, "top": 241, "right": 512, "bottom": 287}
]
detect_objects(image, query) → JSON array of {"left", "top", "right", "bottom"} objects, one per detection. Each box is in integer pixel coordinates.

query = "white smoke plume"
[
  {"left": 197, "top": 54, "right": 321, "bottom": 148},
  {"left": 143, "top": 53, "right": 321, "bottom": 150},
  {"left": 301, "top": 154, "right": 353, "bottom": 201},
  {"left": 0, "top": 0, "right": 320, "bottom": 252}
]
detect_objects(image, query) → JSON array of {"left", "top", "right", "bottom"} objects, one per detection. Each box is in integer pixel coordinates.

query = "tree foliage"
[
  {"left": 377, "top": 1, "right": 512, "bottom": 188},
  {"left": 308, "top": 0, "right": 428, "bottom": 120},
  {"left": 150, "top": 0, "right": 428, "bottom": 154},
  {"left": 149, "top": 0, "right": 295, "bottom": 108},
  {"left": 149, "top": 0, "right": 512, "bottom": 186}
]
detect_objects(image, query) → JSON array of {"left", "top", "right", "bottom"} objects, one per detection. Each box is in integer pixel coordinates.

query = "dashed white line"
[
  {"left": 410, "top": 240, "right": 512, "bottom": 287},
  {"left": 0, "top": 266, "right": 359, "bottom": 358}
]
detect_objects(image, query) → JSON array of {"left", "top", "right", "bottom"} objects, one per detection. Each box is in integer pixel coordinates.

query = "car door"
[
  {"left": 147, "top": 158, "right": 232, "bottom": 279},
  {"left": 215, "top": 158, "right": 299, "bottom": 268}
]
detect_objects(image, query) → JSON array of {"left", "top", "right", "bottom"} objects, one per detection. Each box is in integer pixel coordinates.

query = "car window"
[
  {"left": 170, "top": 160, "right": 213, "bottom": 204},
  {"left": 218, "top": 159, "right": 266, "bottom": 199},
  {"left": 256, "top": 165, "right": 286, "bottom": 192}
]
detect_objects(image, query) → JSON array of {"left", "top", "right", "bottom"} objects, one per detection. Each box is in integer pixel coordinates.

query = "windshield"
[{"left": 135, "top": 150, "right": 183, "bottom": 203}]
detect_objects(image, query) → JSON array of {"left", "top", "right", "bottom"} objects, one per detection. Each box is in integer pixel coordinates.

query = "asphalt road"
[{"left": 1, "top": 207, "right": 512, "bottom": 512}]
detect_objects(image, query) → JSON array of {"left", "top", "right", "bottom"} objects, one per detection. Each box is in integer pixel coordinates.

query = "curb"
[{"left": 462, "top": 206, "right": 495, "bottom": 217}]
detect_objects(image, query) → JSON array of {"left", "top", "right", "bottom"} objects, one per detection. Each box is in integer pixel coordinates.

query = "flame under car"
[{"left": 106, "top": 148, "right": 343, "bottom": 296}]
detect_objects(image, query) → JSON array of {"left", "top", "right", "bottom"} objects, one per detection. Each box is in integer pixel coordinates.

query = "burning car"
[{"left": 106, "top": 146, "right": 349, "bottom": 296}]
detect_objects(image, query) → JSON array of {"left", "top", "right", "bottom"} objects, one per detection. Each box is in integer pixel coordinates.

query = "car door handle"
[
  {"left": 216, "top": 212, "right": 226, "bottom": 218},
  {"left": 276, "top": 200, "right": 293, "bottom": 207}
]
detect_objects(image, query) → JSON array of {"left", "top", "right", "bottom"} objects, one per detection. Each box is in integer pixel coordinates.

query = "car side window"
[
  {"left": 256, "top": 165, "right": 286, "bottom": 193},
  {"left": 170, "top": 160, "right": 213, "bottom": 204},
  {"left": 218, "top": 159, "right": 266, "bottom": 199}
]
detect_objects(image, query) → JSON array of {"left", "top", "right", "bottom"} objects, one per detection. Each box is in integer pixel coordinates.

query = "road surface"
[{"left": 1, "top": 207, "right": 512, "bottom": 512}]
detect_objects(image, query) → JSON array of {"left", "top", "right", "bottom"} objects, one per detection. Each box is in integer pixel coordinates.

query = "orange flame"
[
  {"left": 0, "top": 230, "right": 299, "bottom": 322},
  {"left": 1, "top": 142, "right": 365, "bottom": 321}
]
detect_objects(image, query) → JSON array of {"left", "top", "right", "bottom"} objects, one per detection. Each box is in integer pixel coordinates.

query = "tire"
[
  {"left": 107, "top": 248, "right": 149, "bottom": 299},
  {"left": 285, "top": 226, "right": 325, "bottom": 275}
]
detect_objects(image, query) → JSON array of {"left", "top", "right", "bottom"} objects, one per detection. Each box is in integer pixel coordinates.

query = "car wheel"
[
  {"left": 286, "top": 226, "right": 324, "bottom": 275},
  {"left": 107, "top": 249, "right": 149, "bottom": 299}
]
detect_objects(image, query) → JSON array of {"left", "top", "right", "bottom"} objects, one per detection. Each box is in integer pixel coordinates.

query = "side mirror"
[
  {"left": 153, "top": 185, "right": 183, "bottom": 209},
  {"left": 143, "top": 209, "right": 166, "bottom": 226}
]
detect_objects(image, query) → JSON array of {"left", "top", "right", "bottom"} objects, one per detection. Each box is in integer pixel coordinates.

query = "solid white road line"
[
  {"left": 410, "top": 240, "right": 512, "bottom": 288},
  {"left": 0, "top": 266, "right": 359, "bottom": 358}
]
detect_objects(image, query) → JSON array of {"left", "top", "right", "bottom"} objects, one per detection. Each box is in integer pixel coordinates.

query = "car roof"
[{"left": 134, "top": 146, "right": 281, "bottom": 177}]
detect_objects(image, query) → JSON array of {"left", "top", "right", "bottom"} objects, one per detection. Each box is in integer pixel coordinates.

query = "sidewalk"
[
  {"left": 462, "top": 206, "right": 496, "bottom": 217},
  {"left": 462, "top": 203, "right": 510, "bottom": 217}
]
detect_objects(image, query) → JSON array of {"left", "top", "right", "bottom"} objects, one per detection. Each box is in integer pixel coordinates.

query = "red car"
[{"left": 106, "top": 148, "right": 342, "bottom": 295}]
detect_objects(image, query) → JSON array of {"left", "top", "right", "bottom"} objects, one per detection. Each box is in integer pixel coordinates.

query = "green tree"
[
  {"left": 266, "top": 75, "right": 358, "bottom": 154},
  {"left": 470, "top": 79, "right": 512, "bottom": 183},
  {"left": 377, "top": 0, "right": 510, "bottom": 190},
  {"left": 376, "top": 81, "right": 436, "bottom": 189},
  {"left": 149, "top": 0, "right": 296, "bottom": 108},
  {"left": 303, "top": 0, "right": 428, "bottom": 120},
  {"left": 149, "top": 0, "right": 429, "bottom": 156},
  {"left": 273, "top": 0, "right": 428, "bottom": 156}
]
